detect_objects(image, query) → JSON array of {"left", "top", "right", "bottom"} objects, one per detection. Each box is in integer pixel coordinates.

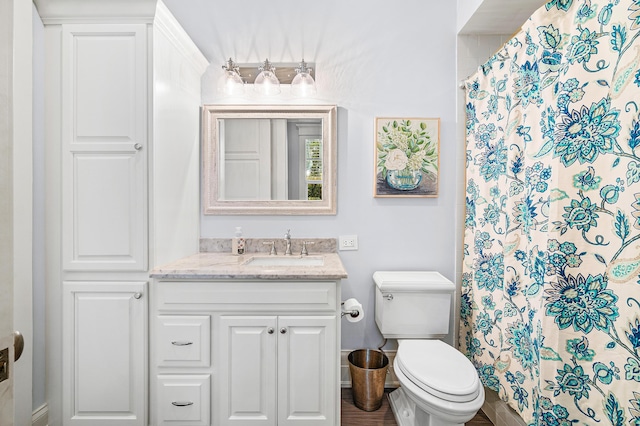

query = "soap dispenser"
[{"left": 232, "top": 227, "right": 245, "bottom": 255}]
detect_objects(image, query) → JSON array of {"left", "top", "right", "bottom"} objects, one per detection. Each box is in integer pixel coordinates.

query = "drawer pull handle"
[
  {"left": 171, "top": 401, "right": 194, "bottom": 407},
  {"left": 171, "top": 341, "right": 193, "bottom": 346}
]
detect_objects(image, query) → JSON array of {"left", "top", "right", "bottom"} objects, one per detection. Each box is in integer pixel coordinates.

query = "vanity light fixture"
[
  {"left": 217, "top": 59, "right": 317, "bottom": 97},
  {"left": 291, "top": 59, "right": 317, "bottom": 97},
  {"left": 218, "top": 58, "right": 244, "bottom": 96},
  {"left": 253, "top": 59, "right": 281, "bottom": 96}
]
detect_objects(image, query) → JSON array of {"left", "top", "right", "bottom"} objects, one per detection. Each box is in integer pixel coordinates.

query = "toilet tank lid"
[{"left": 373, "top": 271, "right": 454, "bottom": 291}]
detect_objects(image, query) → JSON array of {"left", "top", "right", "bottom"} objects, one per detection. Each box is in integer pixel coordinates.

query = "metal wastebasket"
[{"left": 348, "top": 349, "right": 389, "bottom": 411}]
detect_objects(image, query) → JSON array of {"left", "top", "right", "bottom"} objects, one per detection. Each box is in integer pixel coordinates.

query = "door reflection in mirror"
[{"left": 219, "top": 118, "right": 322, "bottom": 201}]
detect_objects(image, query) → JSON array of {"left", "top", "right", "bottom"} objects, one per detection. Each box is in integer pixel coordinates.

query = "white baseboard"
[
  {"left": 32, "top": 403, "right": 48, "bottom": 426},
  {"left": 340, "top": 349, "right": 399, "bottom": 388}
]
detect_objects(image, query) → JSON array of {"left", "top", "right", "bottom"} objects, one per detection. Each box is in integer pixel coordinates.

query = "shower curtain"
[{"left": 461, "top": 1, "right": 640, "bottom": 425}]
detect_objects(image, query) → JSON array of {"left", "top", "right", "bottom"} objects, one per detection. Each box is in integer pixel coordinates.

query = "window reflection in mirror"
[{"left": 202, "top": 105, "right": 337, "bottom": 215}]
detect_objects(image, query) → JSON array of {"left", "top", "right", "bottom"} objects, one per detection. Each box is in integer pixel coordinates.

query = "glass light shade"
[
  {"left": 254, "top": 70, "right": 281, "bottom": 95},
  {"left": 217, "top": 69, "right": 245, "bottom": 96},
  {"left": 254, "top": 59, "right": 281, "bottom": 95},
  {"left": 291, "top": 71, "right": 317, "bottom": 97}
]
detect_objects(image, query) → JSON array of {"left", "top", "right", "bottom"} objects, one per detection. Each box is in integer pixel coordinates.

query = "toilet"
[{"left": 374, "top": 271, "right": 485, "bottom": 426}]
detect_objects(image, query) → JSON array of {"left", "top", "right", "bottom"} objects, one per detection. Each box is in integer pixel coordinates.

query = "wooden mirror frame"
[{"left": 202, "top": 104, "right": 337, "bottom": 215}]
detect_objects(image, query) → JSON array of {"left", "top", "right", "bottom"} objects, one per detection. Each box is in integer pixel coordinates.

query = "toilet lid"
[{"left": 396, "top": 340, "right": 480, "bottom": 403}]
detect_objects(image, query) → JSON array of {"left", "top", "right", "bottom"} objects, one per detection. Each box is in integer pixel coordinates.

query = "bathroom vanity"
[{"left": 149, "top": 251, "right": 348, "bottom": 426}]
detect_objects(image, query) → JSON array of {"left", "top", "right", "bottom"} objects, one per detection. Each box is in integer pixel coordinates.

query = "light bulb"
[
  {"left": 291, "top": 60, "right": 316, "bottom": 97},
  {"left": 217, "top": 58, "right": 244, "bottom": 96},
  {"left": 254, "top": 59, "right": 281, "bottom": 96}
]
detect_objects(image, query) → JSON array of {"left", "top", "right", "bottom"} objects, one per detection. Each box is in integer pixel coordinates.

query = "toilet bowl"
[
  {"left": 389, "top": 340, "right": 484, "bottom": 426},
  {"left": 373, "top": 271, "right": 485, "bottom": 426}
]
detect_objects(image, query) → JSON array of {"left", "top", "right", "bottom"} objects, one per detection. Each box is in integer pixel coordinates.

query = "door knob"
[
  {"left": 280, "top": 328, "right": 287, "bottom": 334},
  {"left": 134, "top": 143, "right": 142, "bottom": 150},
  {"left": 267, "top": 328, "right": 275, "bottom": 334},
  {"left": 14, "top": 331, "right": 24, "bottom": 362}
]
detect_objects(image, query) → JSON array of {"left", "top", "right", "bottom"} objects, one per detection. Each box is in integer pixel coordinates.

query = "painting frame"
[{"left": 374, "top": 117, "right": 440, "bottom": 198}]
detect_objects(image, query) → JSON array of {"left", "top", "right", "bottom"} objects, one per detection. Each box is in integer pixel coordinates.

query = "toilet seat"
[{"left": 396, "top": 340, "right": 480, "bottom": 403}]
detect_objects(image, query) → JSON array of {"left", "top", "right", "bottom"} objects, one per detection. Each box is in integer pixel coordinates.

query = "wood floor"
[{"left": 341, "top": 388, "right": 493, "bottom": 425}]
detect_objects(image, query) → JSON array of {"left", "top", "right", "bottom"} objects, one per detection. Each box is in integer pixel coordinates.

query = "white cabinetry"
[
  {"left": 62, "top": 282, "right": 147, "bottom": 425},
  {"left": 38, "top": 1, "right": 208, "bottom": 424},
  {"left": 61, "top": 23, "right": 148, "bottom": 272},
  {"left": 219, "top": 315, "right": 336, "bottom": 425},
  {"left": 151, "top": 280, "right": 341, "bottom": 426}
]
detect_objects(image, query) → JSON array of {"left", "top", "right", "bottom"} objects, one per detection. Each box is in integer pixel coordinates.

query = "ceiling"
[{"left": 162, "top": 0, "right": 547, "bottom": 64}]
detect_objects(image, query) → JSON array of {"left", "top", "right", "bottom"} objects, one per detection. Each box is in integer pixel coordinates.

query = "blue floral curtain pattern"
[{"left": 462, "top": 1, "right": 640, "bottom": 425}]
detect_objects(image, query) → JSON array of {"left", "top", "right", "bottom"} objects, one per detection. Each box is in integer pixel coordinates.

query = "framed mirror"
[{"left": 202, "top": 105, "right": 337, "bottom": 215}]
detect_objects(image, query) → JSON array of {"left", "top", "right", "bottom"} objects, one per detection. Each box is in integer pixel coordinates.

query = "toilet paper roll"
[{"left": 342, "top": 298, "right": 364, "bottom": 323}]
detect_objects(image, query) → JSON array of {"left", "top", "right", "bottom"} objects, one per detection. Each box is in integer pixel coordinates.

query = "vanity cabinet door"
[
  {"left": 219, "top": 316, "right": 278, "bottom": 426},
  {"left": 218, "top": 315, "right": 337, "bottom": 426},
  {"left": 277, "top": 316, "right": 337, "bottom": 426},
  {"left": 63, "top": 281, "right": 147, "bottom": 426}
]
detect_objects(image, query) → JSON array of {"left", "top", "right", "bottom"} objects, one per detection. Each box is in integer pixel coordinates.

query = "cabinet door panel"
[
  {"left": 61, "top": 24, "right": 147, "bottom": 271},
  {"left": 278, "top": 316, "right": 337, "bottom": 425},
  {"left": 63, "top": 282, "right": 147, "bottom": 426},
  {"left": 219, "top": 316, "right": 277, "bottom": 426},
  {"left": 67, "top": 153, "right": 145, "bottom": 268}
]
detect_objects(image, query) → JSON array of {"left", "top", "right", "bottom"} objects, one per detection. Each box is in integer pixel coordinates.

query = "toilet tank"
[{"left": 374, "top": 271, "right": 455, "bottom": 338}]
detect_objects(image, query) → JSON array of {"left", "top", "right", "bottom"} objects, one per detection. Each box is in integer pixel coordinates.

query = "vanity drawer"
[
  {"left": 157, "top": 374, "right": 210, "bottom": 426},
  {"left": 157, "top": 315, "right": 210, "bottom": 367},
  {"left": 156, "top": 280, "right": 337, "bottom": 312}
]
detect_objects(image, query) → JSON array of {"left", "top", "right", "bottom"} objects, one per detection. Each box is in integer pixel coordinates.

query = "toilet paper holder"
[{"left": 341, "top": 301, "right": 361, "bottom": 318}]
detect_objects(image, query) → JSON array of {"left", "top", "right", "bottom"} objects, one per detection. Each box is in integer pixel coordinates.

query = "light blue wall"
[
  {"left": 164, "top": 0, "right": 459, "bottom": 350},
  {"left": 27, "top": 0, "right": 460, "bottom": 415}
]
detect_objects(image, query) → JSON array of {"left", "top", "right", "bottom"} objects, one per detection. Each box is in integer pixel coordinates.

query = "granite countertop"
[{"left": 150, "top": 252, "right": 348, "bottom": 280}]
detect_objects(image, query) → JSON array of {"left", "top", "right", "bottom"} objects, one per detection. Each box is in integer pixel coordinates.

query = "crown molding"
[{"left": 34, "top": 0, "right": 159, "bottom": 24}]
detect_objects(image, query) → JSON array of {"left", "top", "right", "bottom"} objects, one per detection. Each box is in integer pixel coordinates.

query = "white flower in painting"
[
  {"left": 385, "top": 149, "right": 409, "bottom": 171},
  {"left": 407, "top": 150, "right": 426, "bottom": 170},
  {"left": 389, "top": 129, "right": 409, "bottom": 151}
]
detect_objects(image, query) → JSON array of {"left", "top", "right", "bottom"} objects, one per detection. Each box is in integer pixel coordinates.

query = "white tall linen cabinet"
[{"left": 35, "top": 1, "right": 208, "bottom": 424}]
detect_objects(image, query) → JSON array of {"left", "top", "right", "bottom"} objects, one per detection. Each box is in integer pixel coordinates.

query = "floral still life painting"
[{"left": 374, "top": 117, "right": 440, "bottom": 197}]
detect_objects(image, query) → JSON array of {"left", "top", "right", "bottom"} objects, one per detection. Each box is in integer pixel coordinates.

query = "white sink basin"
[{"left": 244, "top": 256, "right": 324, "bottom": 266}]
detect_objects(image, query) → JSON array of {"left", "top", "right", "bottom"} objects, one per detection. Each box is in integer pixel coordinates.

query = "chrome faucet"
[
  {"left": 284, "top": 229, "right": 292, "bottom": 255},
  {"left": 263, "top": 241, "right": 277, "bottom": 255},
  {"left": 300, "top": 241, "right": 315, "bottom": 256}
]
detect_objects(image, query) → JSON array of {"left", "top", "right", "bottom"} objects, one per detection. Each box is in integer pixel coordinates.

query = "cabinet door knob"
[
  {"left": 267, "top": 328, "right": 274, "bottom": 334},
  {"left": 134, "top": 292, "right": 142, "bottom": 299},
  {"left": 280, "top": 327, "right": 287, "bottom": 334},
  {"left": 171, "top": 341, "right": 193, "bottom": 346},
  {"left": 134, "top": 143, "right": 142, "bottom": 150},
  {"left": 384, "top": 293, "right": 394, "bottom": 301},
  {"left": 171, "top": 401, "right": 194, "bottom": 407}
]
